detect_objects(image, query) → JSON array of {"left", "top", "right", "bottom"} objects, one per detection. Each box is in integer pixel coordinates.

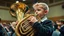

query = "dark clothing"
[
  {"left": 59, "top": 26, "right": 64, "bottom": 36},
  {"left": 33, "top": 20, "right": 54, "bottom": 36},
  {"left": 0, "top": 24, "right": 15, "bottom": 36},
  {"left": 0, "top": 24, "right": 8, "bottom": 36}
]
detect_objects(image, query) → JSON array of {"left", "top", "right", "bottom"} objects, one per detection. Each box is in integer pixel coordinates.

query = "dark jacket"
[
  {"left": 59, "top": 26, "right": 64, "bottom": 36},
  {"left": 33, "top": 20, "right": 54, "bottom": 36},
  {"left": 0, "top": 24, "right": 8, "bottom": 36}
]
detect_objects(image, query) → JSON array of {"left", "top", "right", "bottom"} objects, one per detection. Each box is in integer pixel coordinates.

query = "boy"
[{"left": 28, "top": 2, "right": 54, "bottom": 36}]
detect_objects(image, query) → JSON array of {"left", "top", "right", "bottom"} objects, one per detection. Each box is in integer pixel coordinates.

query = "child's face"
[{"left": 34, "top": 4, "right": 45, "bottom": 18}]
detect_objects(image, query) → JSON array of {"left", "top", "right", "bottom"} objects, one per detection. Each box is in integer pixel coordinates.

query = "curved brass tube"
[
  {"left": 10, "top": 2, "right": 35, "bottom": 36},
  {"left": 16, "top": 14, "right": 35, "bottom": 36}
]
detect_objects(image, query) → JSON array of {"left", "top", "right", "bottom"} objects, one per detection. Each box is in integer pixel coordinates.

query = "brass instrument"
[{"left": 9, "top": 2, "right": 36, "bottom": 36}]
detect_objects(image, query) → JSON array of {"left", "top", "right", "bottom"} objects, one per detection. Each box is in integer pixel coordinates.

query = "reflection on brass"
[
  {"left": 10, "top": 1, "right": 36, "bottom": 36},
  {"left": 16, "top": 14, "right": 35, "bottom": 36}
]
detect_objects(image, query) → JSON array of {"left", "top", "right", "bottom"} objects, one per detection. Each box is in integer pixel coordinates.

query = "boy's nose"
[{"left": 35, "top": 11, "right": 38, "bottom": 13}]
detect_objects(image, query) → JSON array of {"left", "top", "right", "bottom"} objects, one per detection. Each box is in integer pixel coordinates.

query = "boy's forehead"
[
  {"left": 34, "top": 4, "right": 45, "bottom": 8},
  {"left": 35, "top": 4, "right": 43, "bottom": 7}
]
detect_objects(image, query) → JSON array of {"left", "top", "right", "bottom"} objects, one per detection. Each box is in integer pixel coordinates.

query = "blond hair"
[{"left": 33, "top": 2, "right": 49, "bottom": 12}]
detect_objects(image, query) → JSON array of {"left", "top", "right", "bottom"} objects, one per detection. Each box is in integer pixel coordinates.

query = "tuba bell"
[{"left": 9, "top": 1, "right": 36, "bottom": 36}]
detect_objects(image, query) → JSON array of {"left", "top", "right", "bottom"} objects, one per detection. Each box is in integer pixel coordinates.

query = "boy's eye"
[{"left": 37, "top": 9, "right": 41, "bottom": 11}]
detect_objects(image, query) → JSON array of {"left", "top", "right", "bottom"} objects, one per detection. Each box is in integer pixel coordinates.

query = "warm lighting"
[
  {"left": 23, "top": 0, "right": 26, "bottom": 1},
  {"left": 16, "top": 1, "right": 19, "bottom": 3}
]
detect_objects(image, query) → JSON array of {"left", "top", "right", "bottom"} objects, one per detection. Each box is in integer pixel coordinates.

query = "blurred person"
[
  {"left": 58, "top": 20, "right": 64, "bottom": 36},
  {"left": 10, "top": 22, "right": 17, "bottom": 30},
  {"left": 28, "top": 2, "right": 54, "bottom": 36},
  {"left": 52, "top": 21, "right": 61, "bottom": 36},
  {"left": 7, "top": 21, "right": 17, "bottom": 36},
  {"left": 52, "top": 20, "right": 64, "bottom": 36}
]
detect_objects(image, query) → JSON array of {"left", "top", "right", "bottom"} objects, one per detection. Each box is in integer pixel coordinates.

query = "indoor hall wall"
[
  {"left": 0, "top": 6, "right": 16, "bottom": 21},
  {"left": 47, "top": 4, "right": 64, "bottom": 17},
  {"left": 0, "top": 4, "right": 64, "bottom": 21},
  {"left": 47, "top": 4, "right": 64, "bottom": 21}
]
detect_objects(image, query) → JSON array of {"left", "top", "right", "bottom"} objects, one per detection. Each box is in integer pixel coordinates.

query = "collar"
[{"left": 41, "top": 16, "right": 47, "bottom": 22}]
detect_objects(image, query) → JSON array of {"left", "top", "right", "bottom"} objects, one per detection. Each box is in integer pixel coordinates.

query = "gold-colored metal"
[
  {"left": 16, "top": 14, "right": 35, "bottom": 36},
  {"left": 10, "top": 2, "right": 36, "bottom": 36}
]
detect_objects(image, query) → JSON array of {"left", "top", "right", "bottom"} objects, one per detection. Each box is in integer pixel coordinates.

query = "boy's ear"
[{"left": 44, "top": 10, "right": 48, "bottom": 14}]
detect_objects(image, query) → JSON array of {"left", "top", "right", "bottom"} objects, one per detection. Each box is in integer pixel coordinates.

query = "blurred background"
[{"left": 0, "top": 0, "right": 64, "bottom": 22}]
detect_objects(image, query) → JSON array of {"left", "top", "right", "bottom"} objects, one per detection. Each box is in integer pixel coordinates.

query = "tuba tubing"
[
  {"left": 9, "top": 2, "right": 38, "bottom": 36},
  {"left": 15, "top": 14, "right": 35, "bottom": 36}
]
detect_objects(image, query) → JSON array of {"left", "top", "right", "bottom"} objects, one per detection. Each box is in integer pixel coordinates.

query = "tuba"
[{"left": 9, "top": 1, "right": 36, "bottom": 36}]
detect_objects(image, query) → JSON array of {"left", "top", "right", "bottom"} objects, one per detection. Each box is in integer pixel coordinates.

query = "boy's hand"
[{"left": 28, "top": 16, "right": 38, "bottom": 24}]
